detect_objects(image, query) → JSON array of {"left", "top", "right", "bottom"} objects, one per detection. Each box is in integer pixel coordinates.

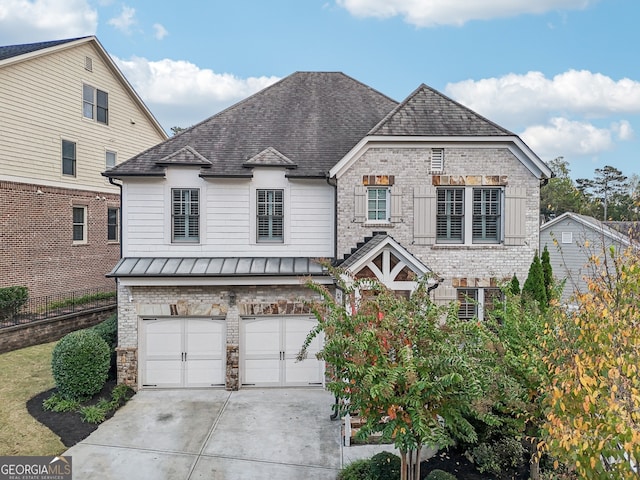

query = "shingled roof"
[
  {"left": 105, "top": 72, "right": 398, "bottom": 178},
  {"left": 369, "top": 84, "right": 514, "bottom": 137},
  {"left": 0, "top": 37, "right": 88, "bottom": 61}
]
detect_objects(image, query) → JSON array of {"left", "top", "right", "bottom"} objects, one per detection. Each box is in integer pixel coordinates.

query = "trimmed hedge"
[{"left": 51, "top": 330, "right": 110, "bottom": 400}]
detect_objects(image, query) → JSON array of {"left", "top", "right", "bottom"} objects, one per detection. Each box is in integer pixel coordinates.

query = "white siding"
[
  {"left": 123, "top": 167, "right": 334, "bottom": 257},
  {"left": 0, "top": 41, "right": 165, "bottom": 192}
]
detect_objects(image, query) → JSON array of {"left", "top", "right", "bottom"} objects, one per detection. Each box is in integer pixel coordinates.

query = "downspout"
[
  {"left": 326, "top": 174, "right": 338, "bottom": 264},
  {"left": 108, "top": 177, "right": 124, "bottom": 260}
]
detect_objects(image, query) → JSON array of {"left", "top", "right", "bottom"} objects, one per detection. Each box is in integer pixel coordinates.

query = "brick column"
[
  {"left": 225, "top": 302, "right": 240, "bottom": 390},
  {"left": 116, "top": 346, "right": 138, "bottom": 389}
]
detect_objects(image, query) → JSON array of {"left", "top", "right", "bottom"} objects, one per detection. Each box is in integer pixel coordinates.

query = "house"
[
  {"left": 540, "top": 212, "right": 635, "bottom": 303},
  {"left": 105, "top": 72, "right": 551, "bottom": 391},
  {"left": 0, "top": 36, "right": 167, "bottom": 299}
]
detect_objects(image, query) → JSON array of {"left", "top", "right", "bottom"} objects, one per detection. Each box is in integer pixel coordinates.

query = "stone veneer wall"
[
  {"left": 336, "top": 146, "right": 541, "bottom": 289},
  {"left": 116, "top": 282, "right": 322, "bottom": 390}
]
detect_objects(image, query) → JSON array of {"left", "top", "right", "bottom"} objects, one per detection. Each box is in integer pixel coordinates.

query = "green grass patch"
[{"left": 0, "top": 342, "right": 65, "bottom": 456}]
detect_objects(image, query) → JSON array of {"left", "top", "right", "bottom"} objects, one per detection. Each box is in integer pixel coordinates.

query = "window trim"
[
  {"left": 457, "top": 287, "right": 503, "bottom": 320},
  {"left": 436, "top": 188, "right": 464, "bottom": 244},
  {"left": 107, "top": 207, "right": 119, "bottom": 243},
  {"left": 366, "top": 187, "right": 390, "bottom": 223},
  {"left": 171, "top": 188, "right": 200, "bottom": 243},
  {"left": 82, "top": 83, "right": 109, "bottom": 125},
  {"left": 62, "top": 139, "right": 76, "bottom": 177},
  {"left": 436, "top": 186, "right": 504, "bottom": 245},
  {"left": 105, "top": 150, "right": 116, "bottom": 169},
  {"left": 72, "top": 205, "right": 87, "bottom": 244},
  {"left": 257, "top": 189, "right": 284, "bottom": 243},
  {"left": 472, "top": 188, "right": 502, "bottom": 244}
]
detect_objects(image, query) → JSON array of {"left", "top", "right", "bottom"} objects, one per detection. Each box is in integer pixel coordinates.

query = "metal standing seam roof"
[{"left": 108, "top": 257, "right": 329, "bottom": 277}]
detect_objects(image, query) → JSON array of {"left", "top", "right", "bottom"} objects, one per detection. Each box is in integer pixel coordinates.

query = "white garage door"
[
  {"left": 241, "top": 316, "right": 324, "bottom": 387},
  {"left": 141, "top": 318, "right": 225, "bottom": 388}
]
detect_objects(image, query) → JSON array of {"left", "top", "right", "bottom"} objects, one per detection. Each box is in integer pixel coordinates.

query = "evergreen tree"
[
  {"left": 541, "top": 246, "right": 553, "bottom": 301},
  {"left": 509, "top": 274, "right": 520, "bottom": 295},
  {"left": 522, "top": 252, "right": 547, "bottom": 311}
]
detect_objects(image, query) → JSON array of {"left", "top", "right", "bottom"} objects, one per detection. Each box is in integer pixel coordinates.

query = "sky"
[{"left": 0, "top": 0, "right": 639, "bottom": 181}]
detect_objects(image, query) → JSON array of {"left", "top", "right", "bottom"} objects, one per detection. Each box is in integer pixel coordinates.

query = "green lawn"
[{"left": 0, "top": 342, "right": 65, "bottom": 455}]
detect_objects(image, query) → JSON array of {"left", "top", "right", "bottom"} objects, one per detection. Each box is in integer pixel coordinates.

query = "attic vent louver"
[
  {"left": 84, "top": 56, "right": 93, "bottom": 72},
  {"left": 430, "top": 148, "right": 444, "bottom": 172}
]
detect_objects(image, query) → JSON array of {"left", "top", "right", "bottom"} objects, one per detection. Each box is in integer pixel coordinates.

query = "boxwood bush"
[
  {"left": 90, "top": 314, "right": 117, "bottom": 348},
  {"left": 0, "top": 285, "right": 28, "bottom": 320},
  {"left": 51, "top": 330, "right": 110, "bottom": 400},
  {"left": 370, "top": 451, "right": 401, "bottom": 479}
]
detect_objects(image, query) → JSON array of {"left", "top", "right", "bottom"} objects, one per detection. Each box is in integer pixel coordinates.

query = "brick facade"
[
  {"left": 0, "top": 181, "right": 120, "bottom": 298},
  {"left": 336, "top": 146, "right": 540, "bottom": 289},
  {"left": 116, "top": 282, "right": 322, "bottom": 390}
]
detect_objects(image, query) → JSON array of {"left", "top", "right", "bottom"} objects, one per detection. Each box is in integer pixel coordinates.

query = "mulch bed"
[
  {"left": 419, "top": 447, "right": 530, "bottom": 479},
  {"left": 26, "top": 379, "right": 123, "bottom": 447}
]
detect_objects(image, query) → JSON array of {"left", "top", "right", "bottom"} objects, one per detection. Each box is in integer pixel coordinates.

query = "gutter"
[
  {"left": 326, "top": 174, "right": 338, "bottom": 263},
  {"left": 108, "top": 177, "right": 124, "bottom": 259}
]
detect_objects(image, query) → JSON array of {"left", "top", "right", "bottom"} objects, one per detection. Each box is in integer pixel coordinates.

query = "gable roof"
[
  {"left": 369, "top": 84, "right": 514, "bottom": 137},
  {"left": 0, "top": 36, "right": 167, "bottom": 140},
  {"left": 541, "top": 212, "right": 634, "bottom": 246},
  {"left": 105, "top": 72, "right": 398, "bottom": 179}
]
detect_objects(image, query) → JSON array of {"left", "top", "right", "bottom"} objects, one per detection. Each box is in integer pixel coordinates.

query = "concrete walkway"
[{"left": 64, "top": 389, "right": 342, "bottom": 480}]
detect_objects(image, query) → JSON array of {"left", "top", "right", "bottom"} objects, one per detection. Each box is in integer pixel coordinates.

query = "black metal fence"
[{"left": 0, "top": 287, "right": 117, "bottom": 328}]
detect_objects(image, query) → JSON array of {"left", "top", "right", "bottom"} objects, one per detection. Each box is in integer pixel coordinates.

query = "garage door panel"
[
  {"left": 186, "top": 359, "right": 225, "bottom": 387},
  {"left": 244, "top": 318, "right": 280, "bottom": 356},
  {"left": 283, "top": 318, "right": 318, "bottom": 355},
  {"left": 244, "top": 358, "right": 280, "bottom": 385},
  {"left": 142, "top": 318, "right": 225, "bottom": 389},
  {"left": 284, "top": 358, "right": 323, "bottom": 385},
  {"left": 144, "top": 360, "right": 182, "bottom": 387}
]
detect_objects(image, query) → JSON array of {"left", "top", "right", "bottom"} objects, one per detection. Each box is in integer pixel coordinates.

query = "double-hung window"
[
  {"left": 62, "top": 140, "right": 76, "bottom": 176},
  {"left": 457, "top": 287, "right": 502, "bottom": 320},
  {"left": 72, "top": 206, "right": 87, "bottom": 244},
  {"left": 436, "top": 188, "right": 464, "bottom": 243},
  {"left": 473, "top": 188, "right": 501, "bottom": 243},
  {"left": 257, "top": 189, "right": 283, "bottom": 242},
  {"left": 367, "top": 187, "right": 389, "bottom": 221},
  {"left": 83, "top": 84, "right": 108, "bottom": 124},
  {"left": 107, "top": 207, "right": 119, "bottom": 242},
  {"left": 105, "top": 151, "right": 116, "bottom": 169},
  {"left": 172, "top": 189, "right": 199, "bottom": 242}
]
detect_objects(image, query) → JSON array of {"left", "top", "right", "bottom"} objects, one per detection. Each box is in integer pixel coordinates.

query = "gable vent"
[
  {"left": 430, "top": 148, "right": 444, "bottom": 172},
  {"left": 84, "top": 56, "right": 93, "bottom": 72}
]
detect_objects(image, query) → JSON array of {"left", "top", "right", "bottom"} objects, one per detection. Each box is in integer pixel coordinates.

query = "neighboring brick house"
[
  {"left": 540, "top": 212, "right": 635, "bottom": 304},
  {"left": 0, "top": 36, "right": 167, "bottom": 298},
  {"left": 105, "top": 72, "right": 551, "bottom": 391}
]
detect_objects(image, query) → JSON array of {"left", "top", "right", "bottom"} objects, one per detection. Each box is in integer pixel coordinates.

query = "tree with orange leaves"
[{"left": 541, "top": 245, "right": 640, "bottom": 478}]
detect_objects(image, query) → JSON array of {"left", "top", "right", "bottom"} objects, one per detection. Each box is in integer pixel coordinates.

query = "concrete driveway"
[{"left": 64, "top": 389, "right": 342, "bottom": 480}]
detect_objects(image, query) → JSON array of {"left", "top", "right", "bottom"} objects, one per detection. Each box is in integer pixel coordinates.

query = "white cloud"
[
  {"left": 113, "top": 55, "right": 280, "bottom": 130},
  {"left": 337, "top": 0, "right": 596, "bottom": 27},
  {"left": 0, "top": 0, "right": 97, "bottom": 43},
  {"left": 521, "top": 118, "right": 618, "bottom": 158},
  {"left": 445, "top": 70, "right": 640, "bottom": 126},
  {"left": 107, "top": 5, "right": 136, "bottom": 34},
  {"left": 153, "top": 23, "right": 168, "bottom": 40}
]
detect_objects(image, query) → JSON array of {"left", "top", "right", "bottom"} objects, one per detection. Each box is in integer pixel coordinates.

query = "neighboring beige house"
[
  {"left": 105, "top": 72, "right": 551, "bottom": 391},
  {"left": 0, "top": 36, "right": 167, "bottom": 298},
  {"left": 540, "top": 212, "right": 635, "bottom": 304}
]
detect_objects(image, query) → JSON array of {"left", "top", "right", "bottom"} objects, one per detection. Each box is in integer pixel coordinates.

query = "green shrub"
[
  {"left": 0, "top": 286, "right": 28, "bottom": 319},
  {"left": 90, "top": 314, "right": 117, "bottom": 348},
  {"left": 470, "top": 437, "right": 525, "bottom": 475},
  {"left": 425, "top": 469, "right": 457, "bottom": 480},
  {"left": 79, "top": 398, "right": 112, "bottom": 424},
  {"left": 47, "top": 291, "right": 116, "bottom": 310},
  {"left": 51, "top": 330, "right": 110, "bottom": 400},
  {"left": 337, "top": 459, "right": 373, "bottom": 480},
  {"left": 370, "top": 451, "right": 401, "bottom": 480}
]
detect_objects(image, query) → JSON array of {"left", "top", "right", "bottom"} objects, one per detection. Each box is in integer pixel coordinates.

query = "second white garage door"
[
  {"left": 141, "top": 318, "right": 225, "bottom": 388},
  {"left": 241, "top": 316, "right": 324, "bottom": 387}
]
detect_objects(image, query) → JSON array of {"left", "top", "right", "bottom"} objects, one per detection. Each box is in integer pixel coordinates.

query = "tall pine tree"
[{"left": 523, "top": 251, "right": 547, "bottom": 311}]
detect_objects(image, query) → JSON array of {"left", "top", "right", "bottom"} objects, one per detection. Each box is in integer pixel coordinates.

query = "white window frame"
[
  {"left": 437, "top": 186, "right": 504, "bottom": 245},
  {"left": 62, "top": 139, "right": 76, "bottom": 177},
  {"left": 107, "top": 207, "right": 119, "bottom": 242},
  {"left": 83, "top": 83, "right": 108, "bottom": 125},
  {"left": 172, "top": 188, "right": 200, "bottom": 243},
  {"left": 457, "top": 287, "right": 502, "bottom": 321},
  {"left": 72, "top": 206, "right": 87, "bottom": 244},
  {"left": 366, "top": 187, "right": 390, "bottom": 223},
  {"left": 257, "top": 189, "right": 284, "bottom": 243},
  {"left": 105, "top": 150, "right": 116, "bottom": 169},
  {"left": 561, "top": 232, "right": 573, "bottom": 244}
]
